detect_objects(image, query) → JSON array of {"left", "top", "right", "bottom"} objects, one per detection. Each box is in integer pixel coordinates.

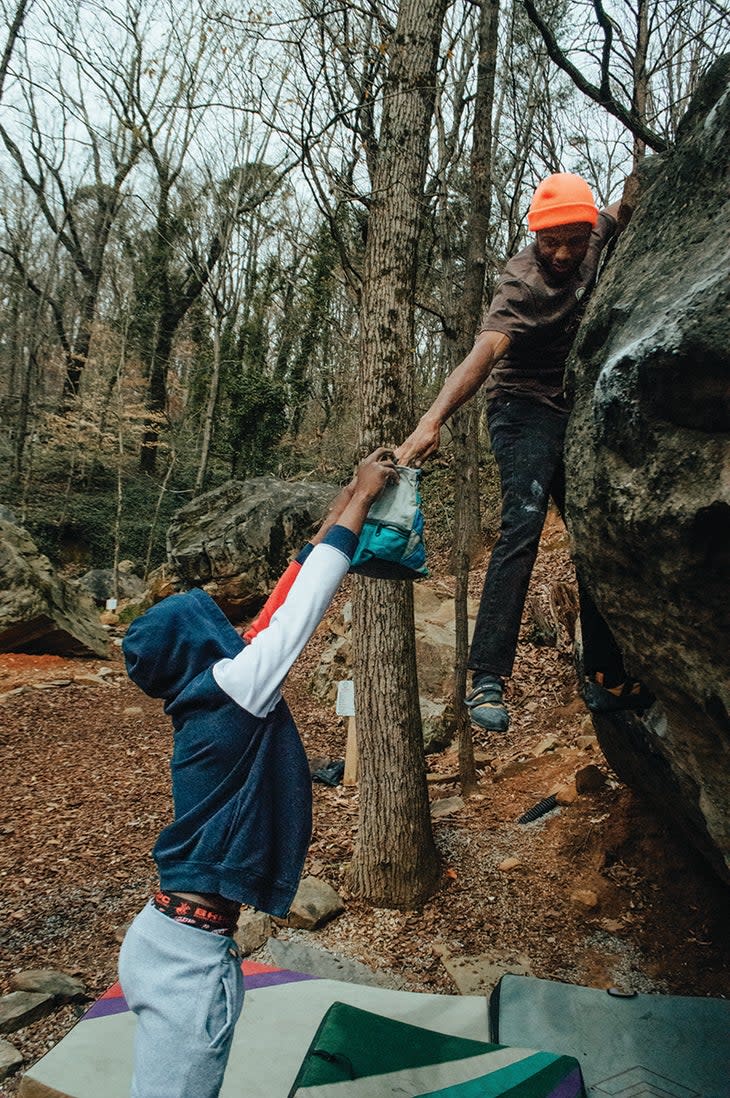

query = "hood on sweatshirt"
[{"left": 122, "top": 587, "right": 244, "bottom": 700}]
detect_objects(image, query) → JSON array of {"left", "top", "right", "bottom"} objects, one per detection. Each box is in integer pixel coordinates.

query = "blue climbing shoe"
[{"left": 464, "top": 679, "right": 509, "bottom": 732}]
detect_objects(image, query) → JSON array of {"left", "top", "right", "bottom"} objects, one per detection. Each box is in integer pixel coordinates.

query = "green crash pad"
[
  {"left": 489, "top": 974, "right": 730, "bottom": 1097},
  {"left": 289, "top": 1000, "right": 586, "bottom": 1096}
]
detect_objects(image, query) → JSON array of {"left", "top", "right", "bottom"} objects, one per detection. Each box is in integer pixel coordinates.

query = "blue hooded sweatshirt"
[{"left": 122, "top": 526, "right": 357, "bottom": 917}]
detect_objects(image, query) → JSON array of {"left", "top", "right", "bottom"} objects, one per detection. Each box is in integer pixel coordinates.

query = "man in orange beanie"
[{"left": 396, "top": 173, "right": 651, "bottom": 731}]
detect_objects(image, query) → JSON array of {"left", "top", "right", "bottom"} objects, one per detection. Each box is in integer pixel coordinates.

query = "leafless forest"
[{"left": 0, "top": 0, "right": 728, "bottom": 904}]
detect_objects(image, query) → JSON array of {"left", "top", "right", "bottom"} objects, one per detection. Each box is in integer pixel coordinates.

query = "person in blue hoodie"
[{"left": 119, "top": 448, "right": 397, "bottom": 1098}]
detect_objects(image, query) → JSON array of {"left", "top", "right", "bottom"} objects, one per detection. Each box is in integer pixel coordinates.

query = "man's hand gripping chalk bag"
[{"left": 350, "top": 464, "right": 428, "bottom": 580}]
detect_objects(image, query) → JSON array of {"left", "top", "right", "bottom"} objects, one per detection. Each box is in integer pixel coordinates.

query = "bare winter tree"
[
  {"left": 108, "top": 1, "right": 256, "bottom": 473},
  {"left": 349, "top": 0, "right": 448, "bottom": 909},
  {"left": 0, "top": 189, "right": 61, "bottom": 482},
  {"left": 0, "top": 0, "right": 293, "bottom": 476},
  {"left": 522, "top": 0, "right": 729, "bottom": 162},
  {"left": 0, "top": 3, "right": 143, "bottom": 405},
  {"left": 283, "top": 2, "right": 393, "bottom": 296},
  {"left": 194, "top": 220, "right": 246, "bottom": 497},
  {"left": 444, "top": 0, "right": 501, "bottom": 795},
  {"left": 193, "top": 164, "right": 295, "bottom": 493},
  {"left": 0, "top": 0, "right": 30, "bottom": 100}
]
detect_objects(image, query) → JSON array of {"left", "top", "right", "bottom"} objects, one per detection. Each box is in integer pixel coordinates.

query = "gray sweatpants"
[{"left": 118, "top": 901, "right": 244, "bottom": 1098}]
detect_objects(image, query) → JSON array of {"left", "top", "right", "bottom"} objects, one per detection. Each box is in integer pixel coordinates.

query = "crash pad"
[
  {"left": 489, "top": 973, "right": 730, "bottom": 1097},
  {"left": 18, "top": 961, "right": 491, "bottom": 1098},
  {"left": 289, "top": 1000, "right": 586, "bottom": 1097}
]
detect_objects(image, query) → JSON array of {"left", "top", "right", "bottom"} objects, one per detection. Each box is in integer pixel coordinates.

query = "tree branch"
[
  {"left": 522, "top": 0, "right": 669, "bottom": 152},
  {"left": 592, "top": 0, "right": 614, "bottom": 100},
  {"left": 0, "top": 0, "right": 30, "bottom": 101},
  {"left": 0, "top": 243, "right": 71, "bottom": 355}
]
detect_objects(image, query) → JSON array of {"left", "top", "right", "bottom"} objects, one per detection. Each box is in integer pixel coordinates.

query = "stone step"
[{"left": 0, "top": 991, "right": 56, "bottom": 1035}]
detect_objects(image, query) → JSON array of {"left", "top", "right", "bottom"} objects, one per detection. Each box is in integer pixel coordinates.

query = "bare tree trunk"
[
  {"left": 351, "top": 578, "right": 440, "bottom": 906},
  {"left": 195, "top": 313, "right": 222, "bottom": 495},
  {"left": 143, "top": 443, "right": 176, "bottom": 582},
  {"left": 140, "top": 311, "right": 174, "bottom": 475},
  {"left": 0, "top": 0, "right": 29, "bottom": 101},
  {"left": 349, "top": 0, "right": 447, "bottom": 908},
  {"left": 112, "top": 317, "right": 131, "bottom": 600},
  {"left": 13, "top": 345, "right": 36, "bottom": 485},
  {"left": 452, "top": 416, "right": 481, "bottom": 794},
  {"left": 9, "top": 225, "right": 64, "bottom": 483},
  {"left": 631, "top": 0, "right": 650, "bottom": 168},
  {"left": 138, "top": 176, "right": 229, "bottom": 474},
  {"left": 450, "top": 0, "right": 500, "bottom": 795}
]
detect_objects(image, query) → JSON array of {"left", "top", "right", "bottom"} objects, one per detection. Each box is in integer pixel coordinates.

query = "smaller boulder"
[
  {"left": 234, "top": 911, "right": 271, "bottom": 956},
  {"left": 431, "top": 795, "right": 465, "bottom": 820},
  {"left": 285, "top": 876, "right": 344, "bottom": 930},
  {"left": 167, "top": 477, "right": 338, "bottom": 616},
  {"left": 78, "top": 567, "right": 146, "bottom": 605},
  {"left": 555, "top": 781, "right": 578, "bottom": 806},
  {"left": 0, "top": 1038, "right": 22, "bottom": 1082},
  {"left": 533, "top": 735, "right": 561, "bottom": 756},
  {"left": 421, "top": 698, "right": 455, "bottom": 754},
  {"left": 435, "top": 943, "right": 533, "bottom": 997},
  {"left": 571, "top": 888, "right": 599, "bottom": 910},
  {"left": 9, "top": 969, "right": 86, "bottom": 1000},
  {"left": 575, "top": 764, "right": 608, "bottom": 794},
  {"left": 0, "top": 991, "right": 56, "bottom": 1035},
  {"left": 266, "top": 938, "right": 388, "bottom": 987}
]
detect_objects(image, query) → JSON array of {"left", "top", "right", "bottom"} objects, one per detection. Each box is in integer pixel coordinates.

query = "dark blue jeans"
[{"left": 468, "top": 396, "right": 625, "bottom": 682}]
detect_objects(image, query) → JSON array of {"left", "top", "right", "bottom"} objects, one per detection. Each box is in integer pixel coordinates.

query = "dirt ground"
[{"left": 1, "top": 530, "right": 729, "bottom": 1094}]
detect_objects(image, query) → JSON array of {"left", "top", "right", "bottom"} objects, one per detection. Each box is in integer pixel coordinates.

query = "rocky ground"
[{"left": 1, "top": 524, "right": 729, "bottom": 1095}]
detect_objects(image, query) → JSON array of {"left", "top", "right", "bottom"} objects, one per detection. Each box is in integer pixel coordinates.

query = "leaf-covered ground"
[{"left": 1, "top": 526, "right": 728, "bottom": 1095}]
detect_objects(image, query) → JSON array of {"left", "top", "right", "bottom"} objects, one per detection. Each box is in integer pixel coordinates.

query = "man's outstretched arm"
[{"left": 395, "top": 330, "right": 510, "bottom": 467}]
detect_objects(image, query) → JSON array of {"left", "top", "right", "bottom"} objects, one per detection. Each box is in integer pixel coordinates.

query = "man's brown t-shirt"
[{"left": 480, "top": 210, "right": 616, "bottom": 411}]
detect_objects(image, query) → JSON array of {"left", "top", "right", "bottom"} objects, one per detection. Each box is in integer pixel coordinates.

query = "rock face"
[
  {"left": 565, "top": 58, "right": 730, "bottom": 880},
  {"left": 166, "top": 476, "right": 338, "bottom": 617},
  {"left": 0, "top": 520, "right": 109, "bottom": 657},
  {"left": 78, "top": 561, "right": 146, "bottom": 605}
]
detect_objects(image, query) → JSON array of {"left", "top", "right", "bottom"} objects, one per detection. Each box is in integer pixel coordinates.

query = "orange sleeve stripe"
[{"left": 243, "top": 561, "right": 303, "bottom": 641}]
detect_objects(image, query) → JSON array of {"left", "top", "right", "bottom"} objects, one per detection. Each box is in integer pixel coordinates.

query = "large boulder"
[
  {"left": 166, "top": 476, "right": 339, "bottom": 618},
  {"left": 0, "top": 520, "right": 109, "bottom": 657},
  {"left": 565, "top": 58, "right": 730, "bottom": 880}
]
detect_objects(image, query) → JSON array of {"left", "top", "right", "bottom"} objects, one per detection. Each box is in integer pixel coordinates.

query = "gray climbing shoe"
[
  {"left": 464, "top": 679, "right": 509, "bottom": 732},
  {"left": 583, "top": 674, "right": 654, "bottom": 713}
]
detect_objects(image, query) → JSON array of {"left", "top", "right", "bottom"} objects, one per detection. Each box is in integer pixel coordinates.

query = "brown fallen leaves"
[{"left": 1, "top": 524, "right": 728, "bottom": 1095}]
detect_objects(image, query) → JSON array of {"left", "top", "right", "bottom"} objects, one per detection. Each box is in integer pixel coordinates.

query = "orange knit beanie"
[{"left": 528, "top": 173, "right": 599, "bottom": 231}]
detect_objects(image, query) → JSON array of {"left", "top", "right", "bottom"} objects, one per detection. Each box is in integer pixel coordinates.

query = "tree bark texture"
[
  {"left": 358, "top": 0, "right": 449, "bottom": 447},
  {"left": 631, "top": 0, "right": 649, "bottom": 167},
  {"left": 350, "top": 0, "right": 447, "bottom": 907},
  {"left": 449, "top": 0, "right": 500, "bottom": 793},
  {"left": 195, "top": 313, "right": 222, "bottom": 495},
  {"left": 352, "top": 577, "right": 440, "bottom": 907}
]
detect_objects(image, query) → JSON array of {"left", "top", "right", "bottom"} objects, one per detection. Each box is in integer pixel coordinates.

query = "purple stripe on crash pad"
[
  {"left": 82, "top": 966, "right": 318, "bottom": 1019},
  {"left": 243, "top": 968, "right": 318, "bottom": 990},
  {"left": 84, "top": 994, "right": 129, "bottom": 1020},
  {"left": 547, "top": 1067, "right": 586, "bottom": 1098}
]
